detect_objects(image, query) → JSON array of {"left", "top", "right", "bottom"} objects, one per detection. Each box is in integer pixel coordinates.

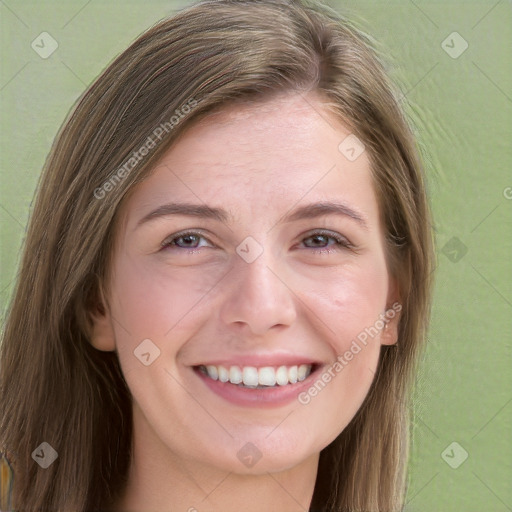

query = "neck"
[{"left": 110, "top": 406, "right": 319, "bottom": 512}]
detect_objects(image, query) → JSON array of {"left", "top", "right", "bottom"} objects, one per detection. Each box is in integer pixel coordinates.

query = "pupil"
[{"left": 182, "top": 235, "right": 196, "bottom": 246}]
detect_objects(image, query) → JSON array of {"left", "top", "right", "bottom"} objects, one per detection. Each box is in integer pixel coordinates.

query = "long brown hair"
[{"left": 0, "top": 0, "right": 434, "bottom": 510}]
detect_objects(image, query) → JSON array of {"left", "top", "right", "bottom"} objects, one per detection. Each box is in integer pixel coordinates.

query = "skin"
[{"left": 91, "top": 92, "right": 400, "bottom": 512}]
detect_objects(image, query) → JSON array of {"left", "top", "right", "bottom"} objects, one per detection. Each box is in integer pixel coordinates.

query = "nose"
[{"left": 218, "top": 249, "right": 297, "bottom": 336}]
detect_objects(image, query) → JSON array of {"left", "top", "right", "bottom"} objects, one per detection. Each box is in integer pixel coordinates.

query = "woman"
[{"left": 0, "top": 0, "right": 434, "bottom": 510}]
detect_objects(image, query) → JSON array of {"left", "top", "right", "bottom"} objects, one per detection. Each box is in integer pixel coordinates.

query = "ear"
[
  {"left": 380, "top": 277, "right": 401, "bottom": 346},
  {"left": 88, "top": 287, "right": 116, "bottom": 352}
]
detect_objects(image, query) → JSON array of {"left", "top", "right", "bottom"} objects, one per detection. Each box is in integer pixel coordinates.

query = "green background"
[{"left": 1, "top": 1, "right": 511, "bottom": 510}]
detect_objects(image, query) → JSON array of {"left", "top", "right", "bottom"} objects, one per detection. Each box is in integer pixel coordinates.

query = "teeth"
[
  {"left": 229, "top": 366, "right": 243, "bottom": 384},
  {"left": 242, "top": 367, "right": 259, "bottom": 387},
  {"left": 297, "top": 364, "right": 309, "bottom": 381},
  {"left": 206, "top": 365, "right": 218, "bottom": 381},
  {"left": 201, "top": 364, "right": 313, "bottom": 387},
  {"left": 258, "top": 367, "right": 276, "bottom": 386},
  {"left": 276, "top": 366, "right": 289, "bottom": 386},
  {"left": 218, "top": 366, "right": 229, "bottom": 383}
]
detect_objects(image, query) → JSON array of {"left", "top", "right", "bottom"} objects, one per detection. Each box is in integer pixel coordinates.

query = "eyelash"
[{"left": 160, "top": 229, "right": 354, "bottom": 254}]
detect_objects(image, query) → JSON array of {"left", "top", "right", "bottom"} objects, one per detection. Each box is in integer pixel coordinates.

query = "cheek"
[
  {"left": 107, "top": 253, "right": 221, "bottom": 372},
  {"left": 111, "top": 253, "right": 220, "bottom": 332},
  {"left": 295, "top": 258, "right": 389, "bottom": 436},
  {"left": 106, "top": 255, "right": 224, "bottom": 429},
  {"left": 294, "top": 257, "right": 388, "bottom": 408},
  {"left": 302, "top": 258, "right": 389, "bottom": 353},
  {"left": 295, "top": 264, "right": 388, "bottom": 438},
  {"left": 297, "top": 344, "right": 379, "bottom": 449}
]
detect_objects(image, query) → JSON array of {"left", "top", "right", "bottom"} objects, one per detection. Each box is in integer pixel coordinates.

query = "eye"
[
  {"left": 300, "top": 230, "right": 353, "bottom": 254},
  {"left": 161, "top": 230, "right": 213, "bottom": 251},
  {"left": 160, "top": 229, "right": 354, "bottom": 255}
]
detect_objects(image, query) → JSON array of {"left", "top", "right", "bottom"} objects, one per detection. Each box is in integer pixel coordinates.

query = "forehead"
[{"left": 121, "top": 92, "right": 379, "bottom": 230}]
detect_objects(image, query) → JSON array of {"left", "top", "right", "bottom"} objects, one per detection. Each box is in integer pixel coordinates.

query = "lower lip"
[{"left": 193, "top": 366, "right": 323, "bottom": 408}]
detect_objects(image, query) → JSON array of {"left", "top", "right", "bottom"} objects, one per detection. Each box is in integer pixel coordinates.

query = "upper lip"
[{"left": 193, "top": 353, "right": 324, "bottom": 368}]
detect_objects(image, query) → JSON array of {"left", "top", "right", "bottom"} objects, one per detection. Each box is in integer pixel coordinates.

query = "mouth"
[
  {"left": 192, "top": 362, "right": 323, "bottom": 407},
  {"left": 196, "top": 363, "right": 315, "bottom": 388}
]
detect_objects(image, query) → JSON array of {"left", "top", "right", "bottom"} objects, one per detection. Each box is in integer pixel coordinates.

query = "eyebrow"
[
  {"left": 281, "top": 202, "right": 368, "bottom": 229},
  {"left": 136, "top": 201, "right": 368, "bottom": 230}
]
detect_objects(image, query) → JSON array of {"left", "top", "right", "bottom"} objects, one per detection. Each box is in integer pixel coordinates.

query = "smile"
[{"left": 198, "top": 364, "right": 313, "bottom": 388}]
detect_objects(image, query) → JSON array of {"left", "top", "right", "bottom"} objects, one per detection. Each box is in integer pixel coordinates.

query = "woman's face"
[{"left": 93, "top": 92, "right": 399, "bottom": 475}]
